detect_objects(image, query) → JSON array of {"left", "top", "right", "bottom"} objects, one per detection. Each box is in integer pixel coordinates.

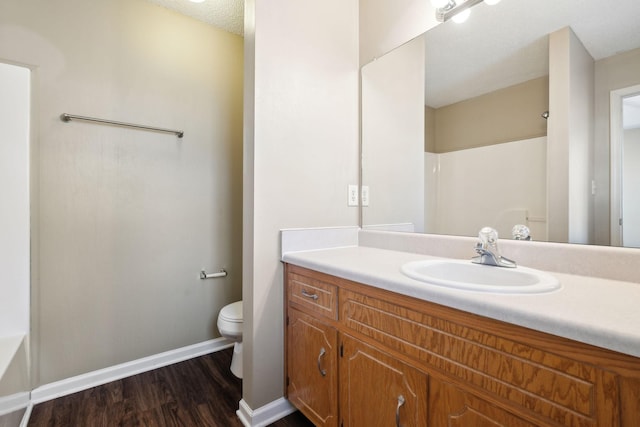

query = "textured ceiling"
[
  {"left": 145, "top": 0, "right": 244, "bottom": 35},
  {"left": 424, "top": 0, "right": 640, "bottom": 108}
]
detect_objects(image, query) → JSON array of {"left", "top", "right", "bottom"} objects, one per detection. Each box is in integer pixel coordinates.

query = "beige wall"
[
  {"left": 432, "top": 77, "right": 549, "bottom": 153},
  {"left": 0, "top": 0, "right": 243, "bottom": 386},
  {"left": 594, "top": 47, "right": 640, "bottom": 245},
  {"left": 242, "top": 0, "right": 442, "bottom": 410},
  {"left": 547, "top": 27, "right": 594, "bottom": 244},
  {"left": 425, "top": 106, "right": 436, "bottom": 153},
  {"left": 567, "top": 30, "right": 595, "bottom": 245},
  {"left": 361, "top": 35, "right": 425, "bottom": 231},
  {"left": 243, "top": 0, "right": 359, "bottom": 410}
]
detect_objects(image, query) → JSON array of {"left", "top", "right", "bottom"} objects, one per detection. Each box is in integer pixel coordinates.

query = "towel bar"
[{"left": 61, "top": 113, "right": 184, "bottom": 138}]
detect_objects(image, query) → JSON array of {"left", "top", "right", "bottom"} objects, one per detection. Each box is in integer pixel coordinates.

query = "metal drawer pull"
[
  {"left": 301, "top": 289, "right": 319, "bottom": 300},
  {"left": 317, "top": 347, "right": 327, "bottom": 377},
  {"left": 396, "top": 395, "right": 405, "bottom": 427}
]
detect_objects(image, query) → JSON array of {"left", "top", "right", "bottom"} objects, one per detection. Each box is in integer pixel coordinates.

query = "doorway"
[{"left": 610, "top": 84, "right": 640, "bottom": 247}]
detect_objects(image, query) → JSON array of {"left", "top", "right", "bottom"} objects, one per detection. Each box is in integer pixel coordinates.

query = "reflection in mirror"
[
  {"left": 361, "top": 0, "right": 640, "bottom": 247},
  {"left": 611, "top": 87, "right": 640, "bottom": 248},
  {"left": 0, "top": 62, "right": 31, "bottom": 423},
  {"left": 622, "top": 93, "right": 640, "bottom": 247}
]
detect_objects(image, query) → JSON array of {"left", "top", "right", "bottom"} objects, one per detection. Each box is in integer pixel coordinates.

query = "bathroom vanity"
[{"left": 283, "top": 246, "right": 640, "bottom": 427}]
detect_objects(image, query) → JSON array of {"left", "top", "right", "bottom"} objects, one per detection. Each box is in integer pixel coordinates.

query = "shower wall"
[
  {"left": 0, "top": 0, "right": 243, "bottom": 386},
  {"left": 0, "top": 61, "right": 31, "bottom": 424},
  {"left": 425, "top": 137, "right": 548, "bottom": 240},
  {"left": 0, "top": 62, "right": 30, "bottom": 340}
]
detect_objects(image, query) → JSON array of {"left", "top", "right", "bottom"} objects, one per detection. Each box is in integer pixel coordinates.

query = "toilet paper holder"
[{"left": 200, "top": 268, "right": 228, "bottom": 279}]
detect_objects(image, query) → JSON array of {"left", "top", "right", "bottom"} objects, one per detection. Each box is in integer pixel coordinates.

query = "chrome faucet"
[{"left": 472, "top": 227, "right": 516, "bottom": 268}]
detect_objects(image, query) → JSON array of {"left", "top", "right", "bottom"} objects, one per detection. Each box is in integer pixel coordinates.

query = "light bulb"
[
  {"left": 484, "top": 0, "right": 501, "bottom": 5},
  {"left": 189, "top": 0, "right": 205, "bottom": 3},
  {"left": 431, "top": 0, "right": 452, "bottom": 8},
  {"left": 452, "top": 8, "right": 471, "bottom": 23}
]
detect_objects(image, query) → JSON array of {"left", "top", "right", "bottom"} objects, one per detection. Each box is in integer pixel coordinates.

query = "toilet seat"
[
  {"left": 217, "top": 300, "right": 243, "bottom": 378},
  {"left": 219, "top": 301, "right": 243, "bottom": 323}
]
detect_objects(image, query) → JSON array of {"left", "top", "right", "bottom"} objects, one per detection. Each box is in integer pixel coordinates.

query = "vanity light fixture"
[
  {"left": 452, "top": 8, "right": 471, "bottom": 23},
  {"left": 189, "top": 0, "right": 205, "bottom": 3},
  {"left": 432, "top": 0, "right": 501, "bottom": 23},
  {"left": 431, "top": 0, "right": 453, "bottom": 7}
]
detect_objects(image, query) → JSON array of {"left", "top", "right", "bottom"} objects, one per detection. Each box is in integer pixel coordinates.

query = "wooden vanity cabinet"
[
  {"left": 284, "top": 264, "right": 640, "bottom": 427},
  {"left": 285, "top": 265, "right": 427, "bottom": 427}
]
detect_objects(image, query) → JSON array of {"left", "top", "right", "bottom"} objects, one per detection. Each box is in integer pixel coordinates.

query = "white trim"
[
  {"left": 610, "top": 84, "right": 640, "bottom": 247},
  {"left": 0, "top": 392, "right": 29, "bottom": 416},
  {"left": 19, "top": 403, "right": 32, "bottom": 427},
  {"left": 31, "top": 338, "right": 232, "bottom": 404},
  {"left": 236, "top": 397, "right": 296, "bottom": 427}
]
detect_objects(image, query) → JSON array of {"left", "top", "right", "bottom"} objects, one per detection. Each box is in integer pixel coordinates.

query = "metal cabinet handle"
[
  {"left": 396, "top": 395, "right": 405, "bottom": 427},
  {"left": 301, "top": 289, "right": 319, "bottom": 300},
  {"left": 317, "top": 347, "right": 327, "bottom": 377}
]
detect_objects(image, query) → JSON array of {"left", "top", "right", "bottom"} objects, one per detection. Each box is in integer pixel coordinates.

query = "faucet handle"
[
  {"left": 512, "top": 224, "right": 531, "bottom": 241},
  {"left": 478, "top": 227, "right": 499, "bottom": 248},
  {"left": 473, "top": 226, "right": 517, "bottom": 268}
]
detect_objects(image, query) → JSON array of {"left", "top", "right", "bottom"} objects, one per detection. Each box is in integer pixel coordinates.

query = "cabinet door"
[
  {"left": 339, "top": 334, "right": 427, "bottom": 427},
  {"left": 287, "top": 308, "right": 338, "bottom": 427},
  {"left": 429, "top": 377, "right": 539, "bottom": 427}
]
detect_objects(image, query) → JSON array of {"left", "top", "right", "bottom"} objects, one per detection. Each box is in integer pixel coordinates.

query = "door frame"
[{"left": 610, "top": 84, "right": 640, "bottom": 247}]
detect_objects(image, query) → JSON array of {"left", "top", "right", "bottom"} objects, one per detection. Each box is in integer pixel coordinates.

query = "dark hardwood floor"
[{"left": 29, "top": 348, "right": 314, "bottom": 427}]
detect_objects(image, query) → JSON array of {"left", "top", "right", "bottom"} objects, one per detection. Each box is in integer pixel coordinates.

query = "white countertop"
[{"left": 282, "top": 246, "right": 640, "bottom": 359}]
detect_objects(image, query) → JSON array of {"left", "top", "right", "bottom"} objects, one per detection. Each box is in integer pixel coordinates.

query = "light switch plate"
[
  {"left": 361, "top": 186, "right": 369, "bottom": 206},
  {"left": 348, "top": 185, "right": 358, "bottom": 207}
]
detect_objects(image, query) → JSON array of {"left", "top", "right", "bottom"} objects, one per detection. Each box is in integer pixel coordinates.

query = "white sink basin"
[{"left": 401, "top": 259, "right": 561, "bottom": 294}]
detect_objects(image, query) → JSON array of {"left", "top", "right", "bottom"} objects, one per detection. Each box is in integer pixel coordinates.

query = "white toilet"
[{"left": 217, "top": 300, "right": 243, "bottom": 378}]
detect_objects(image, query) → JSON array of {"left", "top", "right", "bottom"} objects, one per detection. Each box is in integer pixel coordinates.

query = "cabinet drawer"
[{"left": 288, "top": 271, "right": 338, "bottom": 320}]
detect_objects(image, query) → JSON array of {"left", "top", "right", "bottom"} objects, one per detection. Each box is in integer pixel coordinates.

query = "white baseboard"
[
  {"left": 31, "top": 337, "right": 232, "bottom": 404},
  {"left": 0, "top": 392, "right": 29, "bottom": 416},
  {"left": 19, "top": 403, "right": 32, "bottom": 427},
  {"left": 236, "top": 397, "right": 296, "bottom": 427}
]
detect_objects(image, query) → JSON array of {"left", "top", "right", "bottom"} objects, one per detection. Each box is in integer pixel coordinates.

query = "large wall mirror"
[{"left": 361, "top": 0, "right": 640, "bottom": 247}]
